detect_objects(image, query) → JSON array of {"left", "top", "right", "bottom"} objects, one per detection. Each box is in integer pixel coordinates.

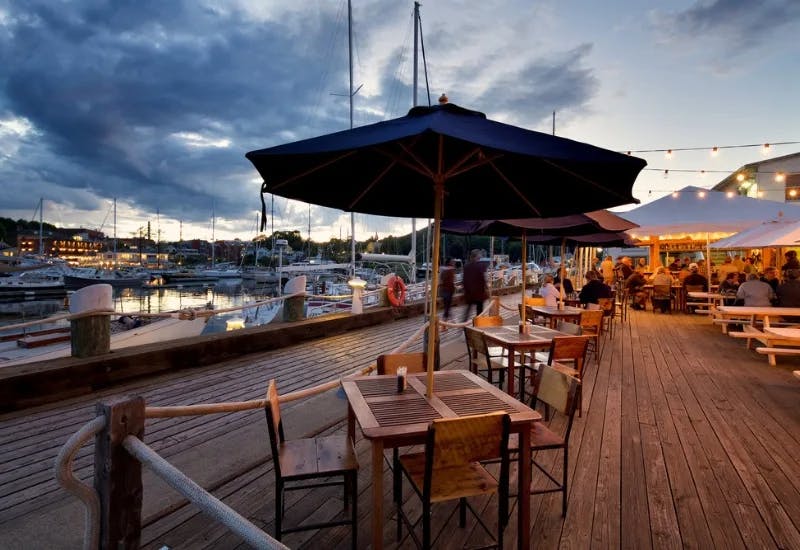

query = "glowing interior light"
[
  {"left": 665, "top": 149, "right": 673, "bottom": 159},
  {"left": 726, "top": 191, "right": 735, "bottom": 198},
  {"left": 672, "top": 191, "right": 679, "bottom": 198},
  {"left": 775, "top": 172, "right": 786, "bottom": 183},
  {"left": 757, "top": 191, "right": 764, "bottom": 198},
  {"left": 698, "top": 191, "right": 706, "bottom": 198},
  {"left": 711, "top": 146, "right": 719, "bottom": 157},
  {"left": 789, "top": 189, "right": 797, "bottom": 198},
  {"left": 736, "top": 173, "right": 745, "bottom": 182}
]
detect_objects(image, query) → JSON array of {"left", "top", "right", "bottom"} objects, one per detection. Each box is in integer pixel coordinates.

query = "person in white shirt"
[{"left": 539, "top": 274, "right": 560, "bottom": 307}]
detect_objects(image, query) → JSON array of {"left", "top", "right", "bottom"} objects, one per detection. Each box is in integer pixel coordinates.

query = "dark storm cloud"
[
  {"left": 0, "top": 1, "right": 354, "bottom": 225},
  {"left": 654, "top": 0, "right": 800, "bottom": 53}
]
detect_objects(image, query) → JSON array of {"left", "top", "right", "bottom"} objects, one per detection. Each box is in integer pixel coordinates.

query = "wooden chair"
[
  {"left": 597, "top": 294, "right": 616, "bottom": 337},
  {"left": 579, "top": 309, "right": 604, "bottom": 362},
  {"left": 377, "top": 352, "right": 427, "bottom": 504},
  {"left": 615, "top": 286, "right": 629, "bottom": 323},
  {"left": 264, "top": 380, "right": 359, "bottom": 547},
  {"left": 555, "top": 320, "right": 583, "bottom": 335},
  {"left": 472, "top": 315, "right": 507, "bottom": 359},
  {"left": 377, "top": 352, "right": 426, "bottom": 375},
  {"left": 651, "top": 284, "right": 673, "bottom": 313},
  {"left": 509, "top": 365, "right": 581, "bottom": 516},
  {"left": 395, "top": 411, "right": 511, "bottom": 549},
  {"left": 522, "top": 296, "right": 547, "bottom": 325},
  {"left": 529, "top": 335, "right": 590, "bottom": 414},
  {"left": 464, "top": 326, "right": 508, "bottom": 387}
]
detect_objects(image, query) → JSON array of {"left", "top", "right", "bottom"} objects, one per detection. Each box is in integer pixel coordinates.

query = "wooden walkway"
[{"left": 1, "top": 299, "right": 800, "bottom": 549}]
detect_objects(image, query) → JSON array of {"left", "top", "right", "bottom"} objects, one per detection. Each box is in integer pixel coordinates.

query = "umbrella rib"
[
  {"left": 487, "top": 160, "right": 543, "bottom": 217},
  {"left": 270, "top": 150, "right": 358, "bottom": 191},
  {"left": 446, "top": 150, "right": 504, "bottom": 179},
  {"left": 347, "top": 158, "right": 398, "bottom": 211},
  {"left": 539, "top": 158, "right": 632, "bottom": 201}
]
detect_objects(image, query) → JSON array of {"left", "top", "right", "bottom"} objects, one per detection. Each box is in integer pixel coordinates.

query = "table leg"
[
  {"left": 347, "top": 404, "right": 355, "bottom": 445},
  {"left": 518, "top": 427, "right": 531, "bottom": 549},
  {"left": 506, "top": 344, "right": 516, "bottom": 399},
  {"left": 371, "top": 441, "right": 385, "bottom": 549}
]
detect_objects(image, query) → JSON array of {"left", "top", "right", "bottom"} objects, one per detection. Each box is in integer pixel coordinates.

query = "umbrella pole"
[
  {"left": 521, "top": 234, "right": 527, "bottom": 325},
  {"left": 426, "top": 178, "right": 444, "bottom": 398},
  {"left": 559, "top": 237, "right": 566, "bottom": 308}
]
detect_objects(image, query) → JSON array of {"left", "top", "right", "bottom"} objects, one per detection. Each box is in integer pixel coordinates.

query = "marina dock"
[{"left": 1, "top": 296, "right": 799, "bottom": 549}]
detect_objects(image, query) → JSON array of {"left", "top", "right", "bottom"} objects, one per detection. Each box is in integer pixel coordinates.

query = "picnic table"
[{"left": 720, "top": 308, "right": 800, "bottom": 365}]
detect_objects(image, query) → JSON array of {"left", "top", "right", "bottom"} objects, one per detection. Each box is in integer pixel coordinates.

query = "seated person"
[
  {"left": 682, "top": 263, "right": 708, "bottom": 291},
  {"left": 736, "top": 273, "right": 775, "bottom": 307},
  {"left": 578, "top": 270, "right": 612, "bottom": 304},
  {"left": 782, "top": 250, "right": 800, "bottom": 278},
  {"left": 625, "top": 271, "right": 648, "bottom": 310},
  {"left": 539, "top": 274, "right": 560, "bottom": 307},
  {"left": 650, "top": 266, "right": 674, "bottom": 287},
  {"left": 719, "top": 272, "right": 740, "bottom": 305},
  {"left": 777, "top": 269, "right": 800, "bottom": 308},
  {"left": 761, "top": 266, "right": 779, "bottom": 293},
  {"left": 554, "top": 273, "right": 574, "bottom": 296}
]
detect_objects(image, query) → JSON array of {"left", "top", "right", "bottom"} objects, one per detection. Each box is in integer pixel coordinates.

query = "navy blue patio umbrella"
[{"left": 246, "top": 101, "right": 646, "bottom": 395}]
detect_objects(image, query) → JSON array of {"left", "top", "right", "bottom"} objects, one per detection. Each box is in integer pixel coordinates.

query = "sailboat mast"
[
  {"left": 38, "top": 197, "right": 43, "bottom": 255},
  {"left": 409, "top": 1, "right": 420, "bottom": 282},
  {"left": 348, "top": 0, "right": 356, "bottom": 278},
  {"left": 113, "top": 198, "right": 117, "bottom": 269},
  {"left": 211, "top": 201, "right": 216, "bottom": 267}
]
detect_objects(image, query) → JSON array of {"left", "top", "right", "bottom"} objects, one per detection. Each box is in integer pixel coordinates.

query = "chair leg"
[
  {"left": 396, "top": 470, "right": 403, "bottom": 542},
  {"left": 423, "top": 499, "right": 432, "bottom": 549},
  {"left": 350, "top": 472, "right": 358, "bottom": 550},
  {"left": 562, "top": 447, "right": 568, "bottom": 517},
  {"left": 459, "top": 497, "right": 467, "bottom": 527},
  {"left": 275, "top": 481, "right": 283, "bottom": 540}
]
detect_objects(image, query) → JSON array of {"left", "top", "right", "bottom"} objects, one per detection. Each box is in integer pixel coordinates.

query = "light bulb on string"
[
  {"left": 726, "top": 191, "right": 735, "bottom": 198},
  {"left": 698, "top": 190, "right": 706, "bottom": 198},
  {"left": 762, "top": 143, "right": 771, "bottom": 156},
  {"left": 671, "top": 191, "right": 679, "bottom": 198},
  {"left": 736, "top": 173, "right": 745, "bottom": 182},
  {"left": 711, "top": 146, "right": 719, "bottom": 157},
  {"left": 775, "top": 172, "right": 786, "bottom": 183},
  {"left": 665, "top": 149, "right": 673, "bottom": 160},
  {"left": 663, "top": 169, "right": 669, "bottom": 178},
  {"left": 789, "top": 189, "right": 797, "bottom": 198}
]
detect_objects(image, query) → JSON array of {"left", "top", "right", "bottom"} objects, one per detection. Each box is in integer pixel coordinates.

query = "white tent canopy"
[
  {"left": 711, "top": 220, "right": 800, "bottom": 249},
  {"left": 622, "top": 186, "right": 800, "bottom": 237}
]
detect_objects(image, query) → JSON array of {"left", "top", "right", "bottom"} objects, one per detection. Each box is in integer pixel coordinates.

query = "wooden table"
[
  {"left": 526, "top": 305, "right": 584, "bottom": 328},
  {"left": 687, "top": 291, "right": 725, "bottom": 314},
  {"left": 477, "top": 324, "right": 570, "bottom": 400},
  {"left": 343, "top": 370, "right": 540, "bottom": 550}
]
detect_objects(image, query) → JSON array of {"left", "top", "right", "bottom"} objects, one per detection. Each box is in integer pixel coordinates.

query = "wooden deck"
[{"left": 1, "top": 299, "right": 799, "bottom": 549}]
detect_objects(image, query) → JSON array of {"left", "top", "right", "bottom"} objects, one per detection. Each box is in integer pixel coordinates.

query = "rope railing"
[
  {"left": 122, "top": 435, "right": 288, "bottom": 550},
  {"left": 53, "top": 416, "right": 106, "bottom": 550}
]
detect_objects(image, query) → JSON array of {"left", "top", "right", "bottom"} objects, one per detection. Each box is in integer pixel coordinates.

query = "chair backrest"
[
  {"left": 684, "top": 284, "right": 703, "bottom": 293},
  {"left": 427, "top": 411, "right": 510, "bottom": 467},
  {"left": 547, "top": 336, "right": 589, "bottom": 376},
  {"left": 525, "top": 296, "right": 546, "bottom": 306},
  {"left": 531, "top": 365, "right": 580, "bottom": 422},
  {"left": 473, "top": 315, "right": 503, "bottom": 327},
  {"left": 579, "top": 309, "right": 604, "bottom": 334},
  {"left": 652, "top": 284, "right": 671, "bottom": 299},
  {"left": 264, "top": 380, "right": 284, "bottom": 476},
  {"left": 464, "top": 326, "right": 490, "bottom": 365},
  {"left": 377, "top": 352, "right": 426, "bottom": 375},
  {"left": 597, "top": 297, "right": 614, "bottom": 318},
  {"left": 555, "top": 321, "right": 583, "bottom": 335}
]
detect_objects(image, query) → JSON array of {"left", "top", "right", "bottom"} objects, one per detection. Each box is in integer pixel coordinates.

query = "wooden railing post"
[{"left": 95, "top": 396, "right": 145, "bottom": 550}]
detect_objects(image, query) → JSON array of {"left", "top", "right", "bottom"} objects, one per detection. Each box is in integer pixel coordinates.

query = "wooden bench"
[
  {"left": 17, "top": 332, "right": 72, "bottom": 349},
  {"left": 727, "top": 315, "right": 800, "bottom": 366}
]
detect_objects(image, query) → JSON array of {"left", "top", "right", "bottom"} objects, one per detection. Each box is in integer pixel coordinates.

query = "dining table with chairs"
[{"left": 343, "top": 369, "right": 541, "bottom": 550}]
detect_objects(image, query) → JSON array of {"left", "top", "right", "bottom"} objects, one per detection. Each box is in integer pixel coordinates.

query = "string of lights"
[
  {"left": 623, "top": 141, "right": 800, "bottom": 157},
  {"left": 641, "top": 167, "right": 789, "bottom": 183}
]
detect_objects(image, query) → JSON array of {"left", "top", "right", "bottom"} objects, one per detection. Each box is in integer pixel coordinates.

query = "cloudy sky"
[{"left": 1, "top": 0, "right": 799, "bottom": 244}]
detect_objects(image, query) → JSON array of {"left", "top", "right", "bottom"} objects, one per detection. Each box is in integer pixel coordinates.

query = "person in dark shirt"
[
  {"left": 777, "top": 269, "right": 800, "bottom": 307},
  {"left": 578, "top": 271, "right": 612, "bottom": 304},
  {"left": 781, "top": 250, "right": 800, "bottom": 277},
  {"left": 682, "top": 263, "right": 708, "bottom": 291},
  {"left": 625, "top": 271, "right": 647, "bottom": 310},
  {"left": 760, "top": 266, "right": 779, "bottom": 293}
]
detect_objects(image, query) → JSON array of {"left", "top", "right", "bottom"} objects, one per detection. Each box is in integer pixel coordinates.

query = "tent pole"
[{"left": 559, "top": 237, "right": 566, "bottom": 308}]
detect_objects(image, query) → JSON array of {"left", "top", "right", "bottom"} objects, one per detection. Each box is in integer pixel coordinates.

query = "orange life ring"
[{"left": 386, "top": 275, "right": 407, "bottom": 306}]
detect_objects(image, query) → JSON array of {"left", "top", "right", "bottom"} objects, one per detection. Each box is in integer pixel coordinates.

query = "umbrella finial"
[{"left": 438, "top": 93, "right": 448, "bottom": 104}]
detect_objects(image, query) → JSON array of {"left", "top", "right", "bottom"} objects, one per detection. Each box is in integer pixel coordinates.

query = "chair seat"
[
  {"left": 508, "top": 422, "right": 566, "bottom": 452},
  {"left": 399, "top": 452, "right": 498, "bottom": 503},
  {"left": 278, "top": 435, "right": 358, "bottom": 479}
]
